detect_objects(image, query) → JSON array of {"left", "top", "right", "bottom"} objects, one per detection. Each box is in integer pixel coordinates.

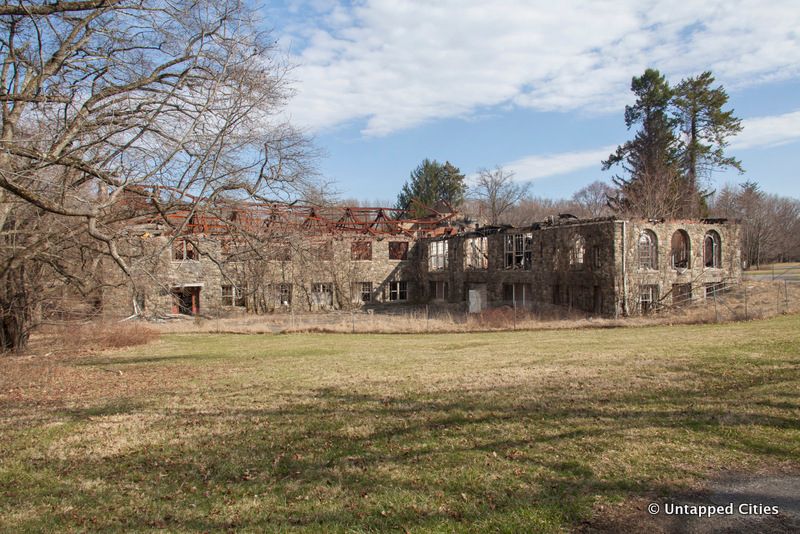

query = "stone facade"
[
  {"left": 417, "top": 217, "right": 741, "bottom": 317},
  {"left": 103, "top": 233, "right": 422, "bottom": 317},
  {"left": 103, "top": 216, "right": 741, "bottom": 318},
  {"left": 618, "top": 218, "right": 741, "bottom": 315}
]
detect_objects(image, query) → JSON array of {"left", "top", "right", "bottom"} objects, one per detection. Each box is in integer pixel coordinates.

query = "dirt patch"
[{"left": 579, "top": 471, "right": 800, "bottom": 533}]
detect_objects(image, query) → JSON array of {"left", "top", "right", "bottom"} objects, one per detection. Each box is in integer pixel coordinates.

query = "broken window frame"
[
  {"left": 314, "top": 240, "right": 334, "bottom": 261},
  {"left": 570, "top": 234, "right": 586, "bottom": 267},
  {"left": 222, "top": 285, "right": 232, "bottom": 306},
  {"left": 502, "top": 283, "right": 531, "bottom": 307},
  {"left": 172, "top": 238, "right": 198, "bottom": 262},
  {"left": 592, "top": 245, "right": 601, "bottom": 269},
  {"left": 703, "top": 231, "right": 721, "bottom": 268},
  {"left": 428, "top": 240, "right": 448, "bottom": 271},
  {"left": 464, "top": 236, "right": 488, "bottom": 270},
  {"left": 429, "top": 280, "right": 448, "bottom": 301},
  {"left": 388, "top": 241, "right": 409, "bottom": 260},
  {"left": 276, "top": 283, "right": 292, "bottom": 306},
  {"left": 638, "top": 230, "right": 658, "bottom": 270},
  {"left": 352, "top": 281, "right": 372, "bottom": 303},
  {"left": 388, "top": 281, "right": 408, "bottom": 301},
  {"left": 670, "top": 230, "right": 691, "bottom": 269},
  {"left": 221, "top": 284, "right": 246, "bottom": 307},
  {"left": 504, "top": 232, "right": 532, "bottom": 270},
  {"left": 639, "top": 284, "right": 659, "bottom": 313},
  {"left": 311, "top": 282, "right": 335, "bottom": 307},
  {"left": 351, "top": 241, "right": 372, "bottom": 261}
]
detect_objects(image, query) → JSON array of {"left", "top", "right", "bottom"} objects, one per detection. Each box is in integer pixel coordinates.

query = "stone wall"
[
  {"left": 101, "top": 217, "right": 742, "bottom": 318},
  {"left": 418, "top": 217, "right": 742, "bottom": 317},
  {"left": 102, "top": 233, "right": 420, "bottom": 317},
  {"left": 619, "top": 219, "right": 742, "bottom": 314},
  {"left": 419, "top": 218, "right": 619, "bottom": 316}
]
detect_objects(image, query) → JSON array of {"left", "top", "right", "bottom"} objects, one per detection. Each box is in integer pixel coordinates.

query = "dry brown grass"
[
  {"left": 33, "top": 321, "right": 160, "bottom": 354},
  {"left": 670, "top": 279, "right": 800, "bottom": 322},
  {"left": 146, "top": 280, "right": 800, "bottom": 336},
  {"left": 2, "top": 315, "right": 799, "bottom": 532}
]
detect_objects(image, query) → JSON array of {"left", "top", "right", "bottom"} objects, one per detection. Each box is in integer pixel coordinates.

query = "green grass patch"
[{"left": 1, "top": 315, "right": 799, "bottom": 532}]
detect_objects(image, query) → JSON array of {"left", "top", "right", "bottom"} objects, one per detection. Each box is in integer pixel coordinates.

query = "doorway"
[{"left": 171, "top": 286, "right": 201, "bottom": 315}]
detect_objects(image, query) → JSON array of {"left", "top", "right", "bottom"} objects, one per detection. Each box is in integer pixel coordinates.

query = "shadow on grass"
[
  {"left": 77, "top": 354, "right": 198, "bottom": 366},
  {"left": 3, "top": 363, "right": 796, "bottom": 533},
  {"left": 59, "top": 399, "right": 144, "bottom": 420}
]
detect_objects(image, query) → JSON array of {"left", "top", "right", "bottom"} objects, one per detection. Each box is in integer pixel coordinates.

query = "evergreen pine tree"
[
  {"left": 603, "top": 69, "right": 684, "bottom": 218},
  {"left": 673, "top": 71, "right": 743, "bottom": 216},
  {"left": 396, "top": 159, "right": 466, "bottom": 218}
]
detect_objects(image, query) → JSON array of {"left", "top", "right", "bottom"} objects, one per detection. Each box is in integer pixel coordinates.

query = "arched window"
[
  {"left": 570, "top": 235, "right": 586, "bottom": 266},
  {"left": 704, "top": 231, "right": 721, "bottom": 268},
  {"left": 671, "top": 230, "right": 690, "bottom": 269},
  {"left": 638, "top": 230, "right": 658, "bottom": 270}
]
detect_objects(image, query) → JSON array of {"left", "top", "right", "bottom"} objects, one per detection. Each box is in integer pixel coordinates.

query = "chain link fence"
[{"left": 147, "top": 278, "right": 796, "bottom": 335}]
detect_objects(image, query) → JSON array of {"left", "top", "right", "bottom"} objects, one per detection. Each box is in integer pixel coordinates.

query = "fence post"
[
  {"left": 744, "top": 284, "right": 748, "bottom": 320},
  {"left": 714, "top": 290, "right": 718, "bottom": 323},
  {"left": 351, "top": 308, "right": 355, "bottom": 333},
  {"left": 513, "top": 298, "right": 517, "bottom": 330},
  {"left": 785, "top": 280, "right": 789, "bottom": 311}
]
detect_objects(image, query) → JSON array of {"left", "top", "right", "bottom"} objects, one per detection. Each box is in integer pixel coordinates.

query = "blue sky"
[{"left": 262, "top": 0, "right": 800, "bottom": 203}]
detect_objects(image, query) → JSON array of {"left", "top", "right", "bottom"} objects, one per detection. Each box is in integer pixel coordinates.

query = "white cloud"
[
  {"left": 732, "top": 110, "right": 800, "bottom": 150},
  {"left": 504, "top": 145, "right": 618, "bottom": 182},
  {"left": 494, "top": 110, "right": 800, "bottom": 183},
  {"left": 281, "top": 0, "right": 800, "bottom": 136}
]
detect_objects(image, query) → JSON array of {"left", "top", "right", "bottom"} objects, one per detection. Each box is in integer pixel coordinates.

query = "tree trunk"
[{"left": 0, "top": 310, "right": 29, "bottom": 352}]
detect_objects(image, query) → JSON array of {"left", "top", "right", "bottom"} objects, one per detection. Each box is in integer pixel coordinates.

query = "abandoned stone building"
[
  {"left": 420, "top": 216, "right": 741, "bottom": 316},
  {"left": 104, "top": 199, "right": 742, "bottom": 319}
]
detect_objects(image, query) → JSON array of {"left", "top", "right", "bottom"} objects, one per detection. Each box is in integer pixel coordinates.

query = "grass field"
[
  {"left": 744, "top": 262, "right": 800, "bottom": 281},
  {"left": 2, "top": 315, "right": 800, "bottom": 532}
]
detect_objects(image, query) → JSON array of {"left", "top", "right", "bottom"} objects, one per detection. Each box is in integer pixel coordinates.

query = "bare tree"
[
  {"left": 497, "top": 197, "right": 578, "bottom": 226},
  {"left": 571, "top": 180, "right": 616, "bottom": 218},
  {"left": 0, "top": 1, "right": 314, "bottom": 350},
  {"left": 709, "top": 181, "right": 800, "bottom": 267},
  {"left": 469, "top": 166, "right": 532, "bottom": 225},
  {"left": 766, "top": 196, "right": 800, "bottom": 262}
]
